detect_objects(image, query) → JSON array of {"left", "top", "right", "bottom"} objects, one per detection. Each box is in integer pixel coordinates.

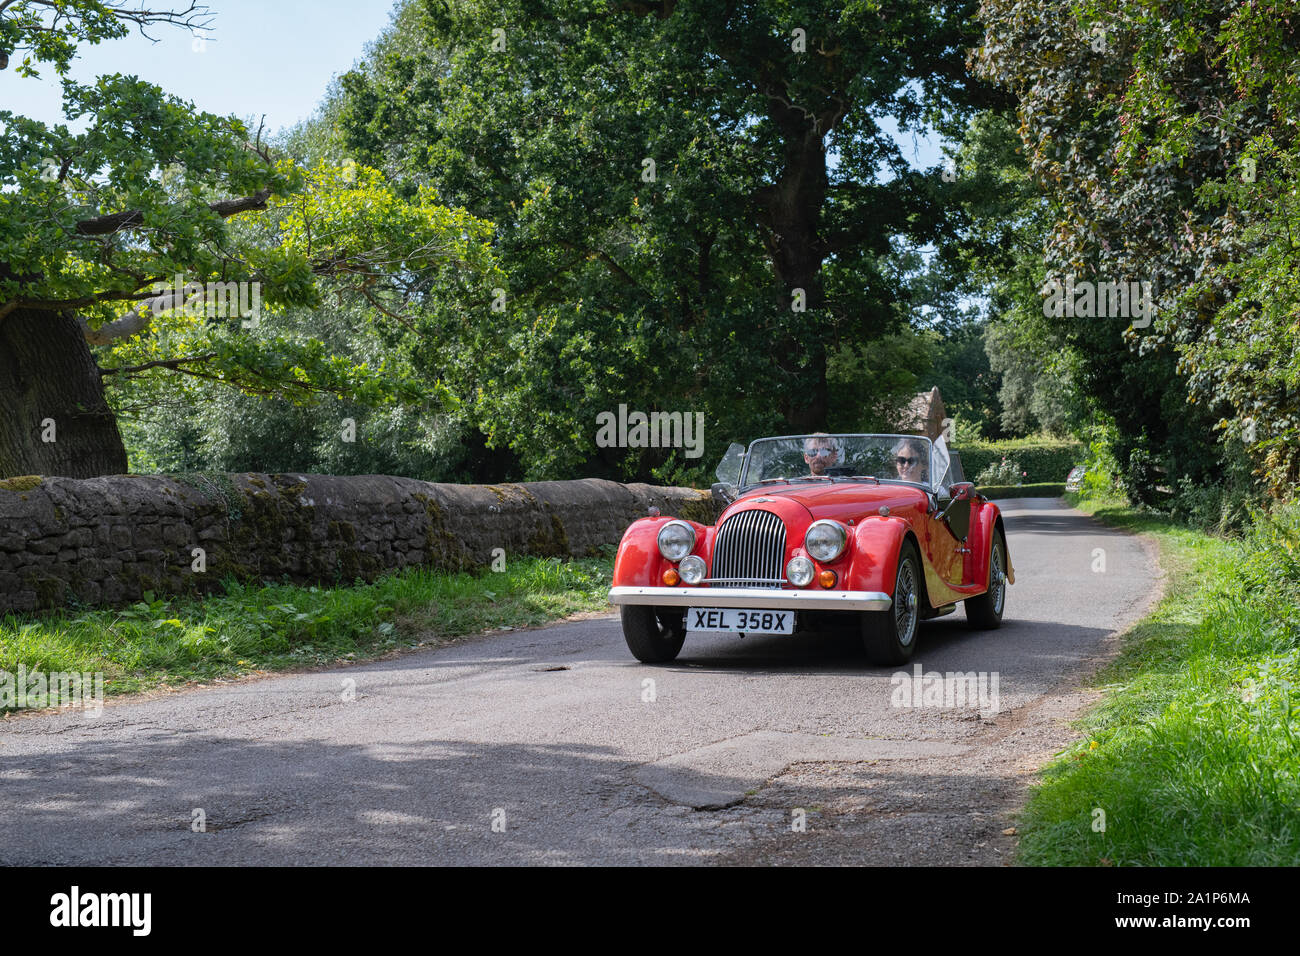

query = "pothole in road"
[{"left": 635, "top": 732, "right": 970, "bottom": 810}]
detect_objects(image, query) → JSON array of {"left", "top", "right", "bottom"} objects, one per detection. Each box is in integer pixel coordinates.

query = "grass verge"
[
  {"left": 1016, "top": 494, "right": 1300, "bottom": 865},
  {"left": 1, "top": 553, "right": 614, "bottom": 713}
]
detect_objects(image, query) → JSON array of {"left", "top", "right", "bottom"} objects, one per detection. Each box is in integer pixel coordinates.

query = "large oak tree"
[
  {"left": 0, "top": 0, "right": 497, "bottom": 479},
  {"left": 339, "top": 0, "right": 1008, "bottom": 479}
]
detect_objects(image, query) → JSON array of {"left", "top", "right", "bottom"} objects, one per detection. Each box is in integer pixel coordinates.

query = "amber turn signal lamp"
[
  {"left": 818, "top": 569, "right": 837, "bottom": 589},
  {"left": 662, "top": 568, "right": 681, "bottom": 586}
]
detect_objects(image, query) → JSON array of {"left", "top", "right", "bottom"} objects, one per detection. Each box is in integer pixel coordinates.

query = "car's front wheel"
[
  {"left": 861, "top": 540, "right": 922, "bottom": 665},
  {"left": 621, "top": 605, "right": 686, "bottom": 663},
  {"left": 964, "top": 527, "right": 1008, "bottom": 629}
]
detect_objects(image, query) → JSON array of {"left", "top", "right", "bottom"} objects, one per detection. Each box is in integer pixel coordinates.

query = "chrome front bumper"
[{"left": 608, "top": 586, "right": 892, "bottom": 612}]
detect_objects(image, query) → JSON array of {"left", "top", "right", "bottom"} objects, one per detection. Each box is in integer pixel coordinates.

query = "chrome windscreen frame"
[{"left": 737, "top": 433, "right": 938, "bottom": 492}]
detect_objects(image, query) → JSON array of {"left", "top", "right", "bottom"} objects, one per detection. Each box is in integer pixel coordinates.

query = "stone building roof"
[{"left": 896, "top": 386, "right": 946, "bottom": 439}]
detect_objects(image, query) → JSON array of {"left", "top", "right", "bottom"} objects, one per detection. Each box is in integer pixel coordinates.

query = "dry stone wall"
[{"left": 0, "top": 473, "right": 712, "bottom": 614}]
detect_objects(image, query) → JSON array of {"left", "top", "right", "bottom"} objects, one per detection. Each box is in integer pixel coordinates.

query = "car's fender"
[
  {"left": 611, "top": 516, "right": 711, "bottom": 588},
  {"left": 844, "top": 516, "right": 913, "bottom": 596},
  {"left": 967, "top": 499, "right": 1012, "bottom": 588}
]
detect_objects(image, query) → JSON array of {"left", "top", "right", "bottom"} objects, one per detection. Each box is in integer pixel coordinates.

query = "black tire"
[
  {"left": 965, "top": 527, "right": 1007, "bottom": 629},
  {"left": 862, "top": 540, "right": 922, "bottom": 665},
  {"left": 621, "top": 605, "right": 686, "bottom": 663}
]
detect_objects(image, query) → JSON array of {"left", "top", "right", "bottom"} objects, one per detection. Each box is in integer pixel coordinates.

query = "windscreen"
[{"left": 741, "top": 434, "right": 935, "bottom": 488}]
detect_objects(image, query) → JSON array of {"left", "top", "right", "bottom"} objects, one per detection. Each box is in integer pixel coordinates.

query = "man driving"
[{"left": 802, "top": 433, "right": 842, "bottom": 476}]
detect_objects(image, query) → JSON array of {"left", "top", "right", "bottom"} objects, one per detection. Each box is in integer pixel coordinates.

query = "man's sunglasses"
[
  {"left": 895, "top": 456, "right": 918, "bottom": 466},
  {"left": 804, "top": 447, "right": 837, "bottom": 458}
]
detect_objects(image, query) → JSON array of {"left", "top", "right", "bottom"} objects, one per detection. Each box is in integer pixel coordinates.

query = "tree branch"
[
  {"left": 78, "top": 286, "right": 196, "bottom": 344},
  {"left": 0, "top": 1, "right": 215, "bottom": 37},
  {"left": 74, "top": 187, "right": 273, "bottom": 237},
  {"left": 99, "top": 353, "right": 217, "bottom": 377}
]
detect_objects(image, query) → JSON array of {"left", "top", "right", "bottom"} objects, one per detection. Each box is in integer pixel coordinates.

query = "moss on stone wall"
[
  {"left": 0, "top": 475, "right": 42, "bottom": 492},
  {"left": 0, "top": 475, "right": 707, "bottom": 613},
  {"left": 170, "top": 472, "right": 246, "bottom": 520},
  {"left": 528, "top": 510, "right": 571, "bottom": 557},
  {"left": 676, "top": 494, "right": 715, "bottom": 525}
]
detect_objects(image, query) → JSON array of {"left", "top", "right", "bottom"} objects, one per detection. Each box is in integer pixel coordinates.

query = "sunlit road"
[{"left": 0, "top": 498, "right": 1157, "bottom": 865}]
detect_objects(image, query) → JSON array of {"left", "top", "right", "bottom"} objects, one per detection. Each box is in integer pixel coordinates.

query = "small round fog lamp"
[{"left": 786, "top": 556, "right": 815, "bottom": 587}]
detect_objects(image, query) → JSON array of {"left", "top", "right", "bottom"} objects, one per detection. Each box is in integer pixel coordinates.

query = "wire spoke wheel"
[
  {"left": 990, "top": 536, "right": 1006, "bottom": 615},
  {"left": 894, "top": 558, "right": 918, "bottom": 647},
  {"left": 965, "top": 527, "right": 1008, "bottom": 630},
  {"left": 862, "top": 540, "right": 922, "bottom": 664}
]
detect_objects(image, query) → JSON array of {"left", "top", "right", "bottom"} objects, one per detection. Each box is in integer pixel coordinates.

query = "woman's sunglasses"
[{"left": 895, "top": 456, "right": 918, "bottom": 466}]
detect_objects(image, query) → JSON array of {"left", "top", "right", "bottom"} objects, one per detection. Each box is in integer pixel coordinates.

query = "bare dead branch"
[
  {"left": 77, "top": 286, "right": 197, "bottom": 344},
  {"left": 0, "top": 1, "right": 215, "bottom": 37}
]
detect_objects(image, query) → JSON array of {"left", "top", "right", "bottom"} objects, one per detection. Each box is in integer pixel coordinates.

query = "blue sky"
[
  {"left": 4, "top": 0, "right": 402, "bottom": 135},
  {"left": 5, "top": 0, "right": 946, "bottom": 169}
]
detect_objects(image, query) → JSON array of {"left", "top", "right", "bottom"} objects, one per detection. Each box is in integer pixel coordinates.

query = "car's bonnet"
[{"left": 724, "top": 481, "right": 927, "bottom": 526}]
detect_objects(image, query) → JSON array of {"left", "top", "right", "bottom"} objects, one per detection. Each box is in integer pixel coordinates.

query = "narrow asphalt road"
[{"left": 0, "top": 498, "right": 1158, "bottom": 865}]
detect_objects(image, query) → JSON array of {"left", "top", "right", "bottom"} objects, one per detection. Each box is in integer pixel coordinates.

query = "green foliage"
[
  {"left": 1, "top": 73, "right": 302, "bottom": 319},
  {"left": 827, "top": 329, "right": 932, "bottom": 434},
  {"left": 1238, "top": 501, "right": 1300, "bottom": 606},
  {"left": 123, "top": 383, "right": 500, "bottom": 482},
  {"left": 1072, "top": 414, "right": 1263, "bottom": 529},
  {"left": 1, "top": 2, "right": 500, "bottom": 477},
  {"left": 1078, "top": 419, "right": 1124, "bottom": 498},
  {"left": 1107, "top": 0, "right": 1300, "bottom": 496},
  {"left": 931, "top": 110, "right": 1080, "bottom": 439},
  {"left": 972, "top": 0, "right": 1299, "bottom": 498},
  {"left": 926, "top": 322, "right": 1004, "bottom": 439},
  {"left": 956, "top": 438, "right": 1083, "bottom": 484},
  {"left": 983, "top": 318, "right": 1078, "bottom": 436},
  {"left": 1167, "top": 475, "right": 1256, "bottom": 536},
  {"left": 977, "top": 482, "right": 1065, "bottom": 499},
  {"left": 337, "top": 0, "right": 1002, "bottom": 480},
  {"left": 974, "top": 456, "right": 1024, "bottom": 486},
  {"left": 0, "top": 0, "right": 168, "bottom": 78}
]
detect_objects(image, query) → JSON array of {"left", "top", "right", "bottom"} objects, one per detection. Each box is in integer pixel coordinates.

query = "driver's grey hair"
[{"left": 802, "top": 432, "right": 843, "bottom": 455}]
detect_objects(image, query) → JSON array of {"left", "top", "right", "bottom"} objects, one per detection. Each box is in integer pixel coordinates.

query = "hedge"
[
  {"left": 976, "top": 482, "right": 1066, "bottom": 499},
  {"left": 954, "top": 439, "right": 1083, "bottom": 484}
]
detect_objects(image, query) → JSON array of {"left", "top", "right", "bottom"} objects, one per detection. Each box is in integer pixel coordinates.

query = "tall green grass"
[
  {"left": 1017, "top": 495, "right": 1300, "bottom": 865},
  {"left": 1, "top": 554, "right": 614, "bottom": 710}
]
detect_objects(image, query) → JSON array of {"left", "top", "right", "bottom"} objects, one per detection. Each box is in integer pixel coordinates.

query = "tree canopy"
[
  {"left": 973, "top": 0, "right": 1299, "bottom": 496},
  {"left": 336, "top": 0, "right": 1006, "bottom": 480},
  {"left": 2, "top": 0, "right": 1296, "bottom": 507},
  {"left": 0, "top": 0, "right": 498, "bottom": 478}
]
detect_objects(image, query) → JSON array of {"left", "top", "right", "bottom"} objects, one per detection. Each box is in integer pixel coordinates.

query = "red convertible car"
[{"left": 608, "top": 433, "right": 1013, "bottom": 664}]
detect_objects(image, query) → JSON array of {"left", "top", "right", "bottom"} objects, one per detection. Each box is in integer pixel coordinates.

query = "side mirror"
[
  {"left": 937, "top": 482, "right": 975, "bottom": 525},
  {"left": 711, "top": 481, "right": 738, "bottom": 506}
]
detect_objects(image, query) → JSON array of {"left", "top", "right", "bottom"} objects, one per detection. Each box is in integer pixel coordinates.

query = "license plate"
[{"left": 686, "top": 607, "right": 795, "bottom": 635}]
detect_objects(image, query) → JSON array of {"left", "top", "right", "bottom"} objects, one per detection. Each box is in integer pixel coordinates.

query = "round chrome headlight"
[
  {"left": 678, "top": 555, "right": 706, "bottom": 585},
  {"left": 786, "top": 555, "right": 815, "bottom": 587},
  {"left": 656, "top": 520, "right": 696, "bottom": 562},
  {"left": 804, "top": 520, "right": 848, "bottom": 563}
]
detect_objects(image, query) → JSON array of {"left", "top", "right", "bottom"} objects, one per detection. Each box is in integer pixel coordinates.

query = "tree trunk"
[
  {"left": 0, "top": 307, "right": 129, "bottom": 479},
  {"left": 755, "top": 116, "right": 831, "bottom": 432}
]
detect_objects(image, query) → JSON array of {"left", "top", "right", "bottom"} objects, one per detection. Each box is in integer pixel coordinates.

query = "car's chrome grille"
[{"left": 711, "top": 510, "right": 786, "bottom": 588}]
